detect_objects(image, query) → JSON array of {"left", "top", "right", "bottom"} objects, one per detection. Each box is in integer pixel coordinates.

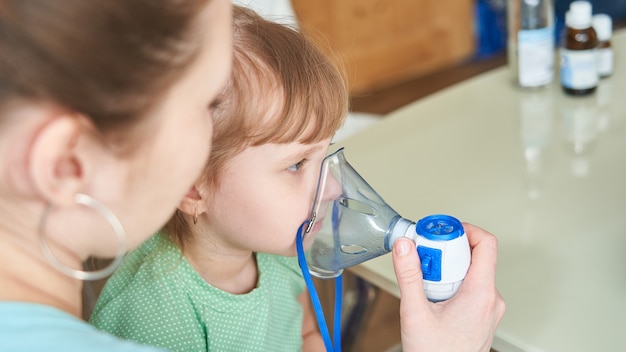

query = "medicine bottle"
[
  {"left": 560, "top": 1, "right": 598, "bottom": 96},
  {"left": 592, "top": 14, "right": 613, "bottom": 78},
  {"left": 507, "top": 0, "right": 554, "bottom": 88}
]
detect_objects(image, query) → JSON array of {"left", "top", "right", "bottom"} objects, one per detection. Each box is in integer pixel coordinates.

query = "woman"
[{"left": 0, "top": 0, "right": 232, "bottom": 350}]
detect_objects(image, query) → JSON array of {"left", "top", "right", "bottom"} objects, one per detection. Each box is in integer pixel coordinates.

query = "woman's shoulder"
[{"left": 0, "top": 302, "right": 165, "bottom": 352}]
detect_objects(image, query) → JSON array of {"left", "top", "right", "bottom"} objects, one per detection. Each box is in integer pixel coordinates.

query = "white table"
[{"left": 342, "top": 30, "right": 626, "bottom": 352}]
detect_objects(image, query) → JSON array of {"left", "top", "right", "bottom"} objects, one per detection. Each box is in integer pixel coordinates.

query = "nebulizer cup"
[{"left": 300, "top": 148, "right": 471, "bottom": 302}]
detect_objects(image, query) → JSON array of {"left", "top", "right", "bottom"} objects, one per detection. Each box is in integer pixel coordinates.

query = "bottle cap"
[
  {"left": 521, "top": 0, "right": 542, "bottom": 29},
  {"left": 566, "top": 1, "right": 592, "bottom": 29},
  {"left": 593, "top": 14, "right": 612, "bottom": 41}
]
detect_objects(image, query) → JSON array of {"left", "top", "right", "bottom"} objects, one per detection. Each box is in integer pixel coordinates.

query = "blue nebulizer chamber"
[{"left": 301, "top": 148, "right": 470, "bottom": 302}]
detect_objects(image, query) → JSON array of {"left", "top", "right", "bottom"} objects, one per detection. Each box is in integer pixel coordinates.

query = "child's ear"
[
  {"left": 28, "top": 113, "right": 91, "bottom": 206},
  {"left": 178, "top": 185, "right": 207, "bottom": 216}
]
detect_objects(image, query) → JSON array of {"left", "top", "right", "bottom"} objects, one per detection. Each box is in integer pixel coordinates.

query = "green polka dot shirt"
[{"left": 89, "top": 233, "right": 306, "bottom": 352}]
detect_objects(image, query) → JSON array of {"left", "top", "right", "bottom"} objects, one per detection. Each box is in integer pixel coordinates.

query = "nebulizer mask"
[{"left": 295, "top": 148, "right": 471, "bottom": 352}]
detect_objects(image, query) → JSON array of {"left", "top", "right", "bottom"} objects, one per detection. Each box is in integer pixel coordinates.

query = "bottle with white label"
[
  {"left": 508, "top": 0, "right": 555, "bottom": 88},
  {"left": 592, "top": 14, "right": 613, "bottom": 78},
  {"left": 560, "top": 1, "right": 598, "bottom": 96}
]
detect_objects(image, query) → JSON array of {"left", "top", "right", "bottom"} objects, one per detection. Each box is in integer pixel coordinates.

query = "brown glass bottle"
[{"left": 560, "top": 2, "right": 599, "bottom": 96}]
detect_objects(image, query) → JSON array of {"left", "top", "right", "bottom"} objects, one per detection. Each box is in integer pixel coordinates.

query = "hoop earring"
[
  {"left": 193, "top": 208, "right": 198, "bottom": 225},
  {"left": 39, "top": 193, "right": 127, "bottom": 281}
]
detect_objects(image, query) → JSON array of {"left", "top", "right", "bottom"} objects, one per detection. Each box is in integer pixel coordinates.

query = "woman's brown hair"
[
  {"left": 0, "top": 0, "right": 210, "bottom": 142},
  {"left": 165, "top": 5, "right": 349, "bottom": 249}
]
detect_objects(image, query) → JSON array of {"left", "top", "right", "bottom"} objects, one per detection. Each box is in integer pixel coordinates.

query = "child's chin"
[{"left": 299, "top": 235, "right": 317, "bottom": 253}]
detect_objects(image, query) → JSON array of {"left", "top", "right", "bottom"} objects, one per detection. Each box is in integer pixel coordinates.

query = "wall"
[{"left": 292, "top": 0, "right": 476, "bottom": 95}]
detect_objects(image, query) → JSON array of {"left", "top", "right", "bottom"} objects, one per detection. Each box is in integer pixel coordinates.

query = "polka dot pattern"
[{"left": 90, "top": 233, "right": 306, "bottom": 352}]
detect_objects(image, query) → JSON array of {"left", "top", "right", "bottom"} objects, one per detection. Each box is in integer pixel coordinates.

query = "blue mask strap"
[{"left": 296, "top": 222, "right": 343, "bottom": 352}]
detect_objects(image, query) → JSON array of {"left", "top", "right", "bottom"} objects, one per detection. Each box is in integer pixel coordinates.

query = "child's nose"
[{"left": 321, "top": 173, "right": 342, "bottom": 201}]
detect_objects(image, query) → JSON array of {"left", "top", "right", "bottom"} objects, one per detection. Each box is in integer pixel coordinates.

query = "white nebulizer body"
[{"left": 389, "top": 216, "right": 470, "bottom": 301}]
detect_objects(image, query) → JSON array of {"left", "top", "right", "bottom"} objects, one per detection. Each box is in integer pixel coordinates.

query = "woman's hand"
[{"left": 392, "top": 222, "right": 506, "bottom": 352}]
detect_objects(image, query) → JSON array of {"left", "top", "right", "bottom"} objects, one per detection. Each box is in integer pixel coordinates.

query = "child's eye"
[{"left": 287, "top": 159, "right": 307, "bottom": 173}]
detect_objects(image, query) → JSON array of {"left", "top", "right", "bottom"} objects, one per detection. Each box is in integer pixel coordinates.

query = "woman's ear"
[
  {"left": 28, "top": 113, "right": 92, "bottom": 206},
  {"left": 178, "top": 185, "right": 208, "bottom": 216}
]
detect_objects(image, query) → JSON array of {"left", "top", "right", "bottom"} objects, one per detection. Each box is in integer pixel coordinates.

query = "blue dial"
[{"left": 416, "top": 214, "right": 464, "bottom": 241}]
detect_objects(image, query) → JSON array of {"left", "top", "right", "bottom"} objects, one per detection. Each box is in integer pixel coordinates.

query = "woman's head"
[
  {"left": 1, "top": 1, "right": 210, "bottom": 140},
  {"left": 167, "top": 5, "right": 348, "bottom": 251},
  {"left": 0, "top": 0, "right": 232, "bottom": 268}
]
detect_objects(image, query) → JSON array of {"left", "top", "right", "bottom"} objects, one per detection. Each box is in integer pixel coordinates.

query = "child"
[{"left": 90, "top": 5, "right": 348, "bottom": 352}]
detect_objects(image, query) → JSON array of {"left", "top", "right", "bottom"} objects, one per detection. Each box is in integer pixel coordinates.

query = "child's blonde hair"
[{"left": 166, "top": 5, "right": 349, "bottom": 248}]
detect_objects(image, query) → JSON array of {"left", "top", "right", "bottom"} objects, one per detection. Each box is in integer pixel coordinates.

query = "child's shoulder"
[
  {"left": 90, "top": 233, "right": 198, "bottom": 328},
  {"left": 113, "top": 233, "right": 184, "bottom": 282},
  {"left": 93, "top": 233, "right": 189, "bottom": 309}
]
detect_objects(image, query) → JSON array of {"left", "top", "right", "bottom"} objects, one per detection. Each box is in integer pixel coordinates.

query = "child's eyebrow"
[{"left": 281, "top": 145, "right": 319, "bottom": 162}]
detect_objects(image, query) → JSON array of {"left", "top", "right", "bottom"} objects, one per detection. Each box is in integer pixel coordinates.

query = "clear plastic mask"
[{"left": 302, "top": 148, "right": 412, "bottom": 278}]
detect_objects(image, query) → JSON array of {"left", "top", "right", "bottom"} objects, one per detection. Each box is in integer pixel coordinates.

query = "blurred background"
[
  {"left": 236, "top": 0, "right": 624, "bottom": 114},
  {"left": 292, "top": 0, "right": 624, "bottom": 115}
]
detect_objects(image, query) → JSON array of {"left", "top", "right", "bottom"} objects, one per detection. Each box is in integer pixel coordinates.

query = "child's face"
[{"left": 203, "top": 138, "right": 335, "bottom": 256}]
